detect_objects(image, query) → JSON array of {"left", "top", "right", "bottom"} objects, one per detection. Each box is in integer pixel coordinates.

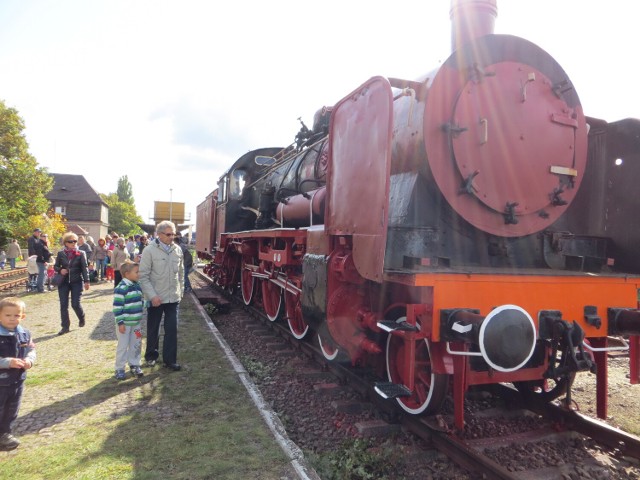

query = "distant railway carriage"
[{"left": 196, "top": 0, "right": 640, "bottom": 429}]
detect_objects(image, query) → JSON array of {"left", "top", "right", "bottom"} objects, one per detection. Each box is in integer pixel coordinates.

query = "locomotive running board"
[{"left": 374, "top": 382, "right": 412, "bottom": 399}]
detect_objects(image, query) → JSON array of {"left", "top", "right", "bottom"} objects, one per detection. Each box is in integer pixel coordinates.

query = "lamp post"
[{"left": 169, "top": 188, "right": 173, "bottom": 222}]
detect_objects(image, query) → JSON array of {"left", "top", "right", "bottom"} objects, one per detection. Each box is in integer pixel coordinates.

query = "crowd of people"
[{"left": 0, "top": 220, "right": 192, "bottom": 451}]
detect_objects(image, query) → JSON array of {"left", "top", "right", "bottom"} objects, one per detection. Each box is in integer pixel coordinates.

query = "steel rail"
[{"left": 496, "top": 383, "right": 640, "bottom": 459}]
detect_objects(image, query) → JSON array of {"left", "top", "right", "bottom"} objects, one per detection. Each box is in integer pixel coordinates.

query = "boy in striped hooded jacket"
[{"left": 113, "top": 261, "right": 144, "bottom": 380}]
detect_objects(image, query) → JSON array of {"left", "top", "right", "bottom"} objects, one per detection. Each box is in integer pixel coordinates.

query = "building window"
[{"left": 55, "top": 206, "right": 66, "bottom": 215}]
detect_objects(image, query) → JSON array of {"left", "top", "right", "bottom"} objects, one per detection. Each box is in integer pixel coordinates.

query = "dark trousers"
[
  {"left": 184, "top": 266, "right": 192, "bottom": 291},
  {"left": 0, "top": 382, "right": 24, "bottom": 434},
  {"left": 58, "top": 281, "right": 85, "bottom": 329},
  {"left": 145, "top": 303, "right": 178, "bottom": 365},
  {"left": 114, "top": 271, "right": 123, "bottom": 290}
]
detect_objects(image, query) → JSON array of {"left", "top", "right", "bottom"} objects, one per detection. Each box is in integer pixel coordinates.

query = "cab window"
[
  {"left": 229, "top": 169, "right": 246, "bottom": 200},
  {"left": 218, "top": 176, "right": 229, "bottom": 204}
]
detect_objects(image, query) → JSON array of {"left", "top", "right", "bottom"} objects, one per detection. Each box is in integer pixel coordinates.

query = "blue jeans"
[
  {"left": 145, "top": 303, "right": 178, "bottom": 365},
  {"left": 0, "top": 381, "right": 23, "bottom": 434},
  {"left": 58, "top": 281, "right": 85, "bottom": 329},
  {"left": 36, "top": 262, "right": 46, "bottom": 292},
  {"left": 94, "top": 258, "right": 107, "bottom": 279},
  {"left": 8, "top": 258, "right": 16, "bottom": 269}
]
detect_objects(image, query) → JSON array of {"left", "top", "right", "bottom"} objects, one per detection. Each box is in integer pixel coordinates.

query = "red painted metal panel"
[
  {"left": 590, "top": 337, "right": 609, "bottom": 420},
  {"left": 327, "top": 76, "right": 393, "bottom": 282},
  {"left": 630, "top": 335, "right": 640, "bottom": 384},
  {"left": 195, "top": 190, "right": 217, "bottom": 256},
  {"left": 216, "top": 205, "right": 225, "bottom": 250}
]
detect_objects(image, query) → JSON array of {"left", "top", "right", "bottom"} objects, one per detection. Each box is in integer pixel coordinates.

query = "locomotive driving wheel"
[
  {"left": 285, "top": 290, "right": 308, "bottom": 339},
  {"left": 217, "top": 253, "right": 239, "bottom": 294},
  {"left": 261, "top": 277, "right": 283, "bottom": 321},
  {"left": 385, "top": 310, "right": 448, "bottom": 415},
  {"left": 241, "top": 257, "right": 257, "bottom": 306}
]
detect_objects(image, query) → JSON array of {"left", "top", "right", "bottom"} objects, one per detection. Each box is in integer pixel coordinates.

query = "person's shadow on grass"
[
  {"left": 14, "top": 373, "right": 163, "bottom": 436},
  {"left": 16, "top": 298, "right": 157, "bottom": 436},
  {"left": 32, "top": 333, "right": 59, "bottom": 343}
]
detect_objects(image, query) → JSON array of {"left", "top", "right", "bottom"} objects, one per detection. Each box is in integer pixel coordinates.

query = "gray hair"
[{"left": 156, "top": 220, "right": 176, "bottom": 235}]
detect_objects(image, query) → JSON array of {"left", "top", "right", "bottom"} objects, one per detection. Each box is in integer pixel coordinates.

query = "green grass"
[{"left": 0, "top": 291, "right": 292, "bottom": 480}]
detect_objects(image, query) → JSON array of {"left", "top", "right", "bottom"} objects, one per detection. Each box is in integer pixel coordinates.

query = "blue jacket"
[{"left": 0, "top": 324, "right": 36, "bottom": 386}]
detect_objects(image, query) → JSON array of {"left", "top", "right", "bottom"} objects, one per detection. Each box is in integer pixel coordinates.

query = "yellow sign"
[{"left": 154, "top": 201, "right": 185, "bottom": 224}]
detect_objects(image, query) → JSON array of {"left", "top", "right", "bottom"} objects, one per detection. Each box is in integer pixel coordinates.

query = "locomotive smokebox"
[
  {"left": 450, "top": 0, "right": 497, "bottom": 52},
  {"left": 445, "top": 305, "right": 536, "bottom": 372}
]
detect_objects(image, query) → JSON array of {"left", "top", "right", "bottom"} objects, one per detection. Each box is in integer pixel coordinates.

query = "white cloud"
[{"left": 0, "top": 0, "right": 637, "bottom": 226}]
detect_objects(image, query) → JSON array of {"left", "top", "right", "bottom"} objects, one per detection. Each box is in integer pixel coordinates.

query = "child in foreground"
[
  {"left": 0, "top": 297, "right": 36, "bottom": 450},
  {"left": 113, "top": 261, "right": 144, "bottom": 380}
]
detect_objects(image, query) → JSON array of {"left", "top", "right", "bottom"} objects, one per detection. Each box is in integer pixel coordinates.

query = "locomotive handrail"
[
  {"left": 582, "top": 338, "right": 629, "bottom": 352},
  {"left": 392, "top": 87, "right": 415, "bottom": 126},
  {"left": 445, "top": 342, "right": 483, "bottom": 357}
]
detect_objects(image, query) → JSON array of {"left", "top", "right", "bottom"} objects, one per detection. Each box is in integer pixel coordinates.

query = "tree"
[
  {"left": 0, "top": 100, "right": 53, "bottom": 245},
  {"left": 24, "top": 211, "right": 67, "bottom": 248},
  {"left": 100, "top": 193, "right": 143, "bottom": 237},
  {"left": 117, "top": 175, "right": 134, "bottom": 204}
]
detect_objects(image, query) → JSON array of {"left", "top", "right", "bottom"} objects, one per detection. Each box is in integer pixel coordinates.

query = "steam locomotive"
[{"left": 196, "top": 0, "right": 640, "bottom": 428}]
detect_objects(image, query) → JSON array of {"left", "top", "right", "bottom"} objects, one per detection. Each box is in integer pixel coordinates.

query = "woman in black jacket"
[{"left": 54, "top": 232, "right": 90, "bottom": 335}]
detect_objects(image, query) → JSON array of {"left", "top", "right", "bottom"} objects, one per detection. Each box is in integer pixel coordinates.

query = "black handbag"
[{"left": 51, "top": 273, "right": 66, "bottom": 287}]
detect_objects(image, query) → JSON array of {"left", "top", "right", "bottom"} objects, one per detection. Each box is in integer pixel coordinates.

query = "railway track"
[
  {"left": 0, "top": 267, "right": 28, "bottom": 292},
  {"left": 194, "top": 269, "right": 640, "bottom": 479}
]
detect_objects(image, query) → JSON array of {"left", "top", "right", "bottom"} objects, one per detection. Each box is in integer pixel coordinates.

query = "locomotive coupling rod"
[{"left": 608, "top": 308, "right": 640, "bottom": 336}]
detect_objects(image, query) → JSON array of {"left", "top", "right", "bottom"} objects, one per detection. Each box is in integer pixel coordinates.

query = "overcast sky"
[{"left": 0, "top": 1, "right": 637, "bottom": 227}]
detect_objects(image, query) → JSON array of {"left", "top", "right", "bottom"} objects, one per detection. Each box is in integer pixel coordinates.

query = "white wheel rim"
[
  {"left": 241, "top": 269, "right": 254, "bottom": 305},
  {"left": 385, "top": 317, "right": 437, "bottom": 415},
  {"left": 318, "top": 334, "right": 339, "bottom": 361}
]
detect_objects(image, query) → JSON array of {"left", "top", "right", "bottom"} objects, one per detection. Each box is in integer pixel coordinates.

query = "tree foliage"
[
  {"left": 0, "top": 100, "right": 54, "bottom": 245},
  {"left": 101, "top": 192, "right": 143, "bottom": 237},
  {"left": 117, "top": 175, "right": 134, "bottom": 204},
  {"left": 25, "top": 211, "right": 67, "bottom": 248}
]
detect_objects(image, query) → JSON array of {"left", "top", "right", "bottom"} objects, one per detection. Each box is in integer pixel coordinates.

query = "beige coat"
[
  {"left": 6, "top": 241, "right": 21, "bottom": 259},
  {"left": 110, "top": 245, "right": 130, "bottom": 271},
  {"left": 138, "top": 239, "right": 184, "bottom": 304}
]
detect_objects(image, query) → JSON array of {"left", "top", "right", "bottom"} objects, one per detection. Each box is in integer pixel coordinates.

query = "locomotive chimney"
[{"left": 450, "top": 0, "right": 498, "bottom": 52}]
